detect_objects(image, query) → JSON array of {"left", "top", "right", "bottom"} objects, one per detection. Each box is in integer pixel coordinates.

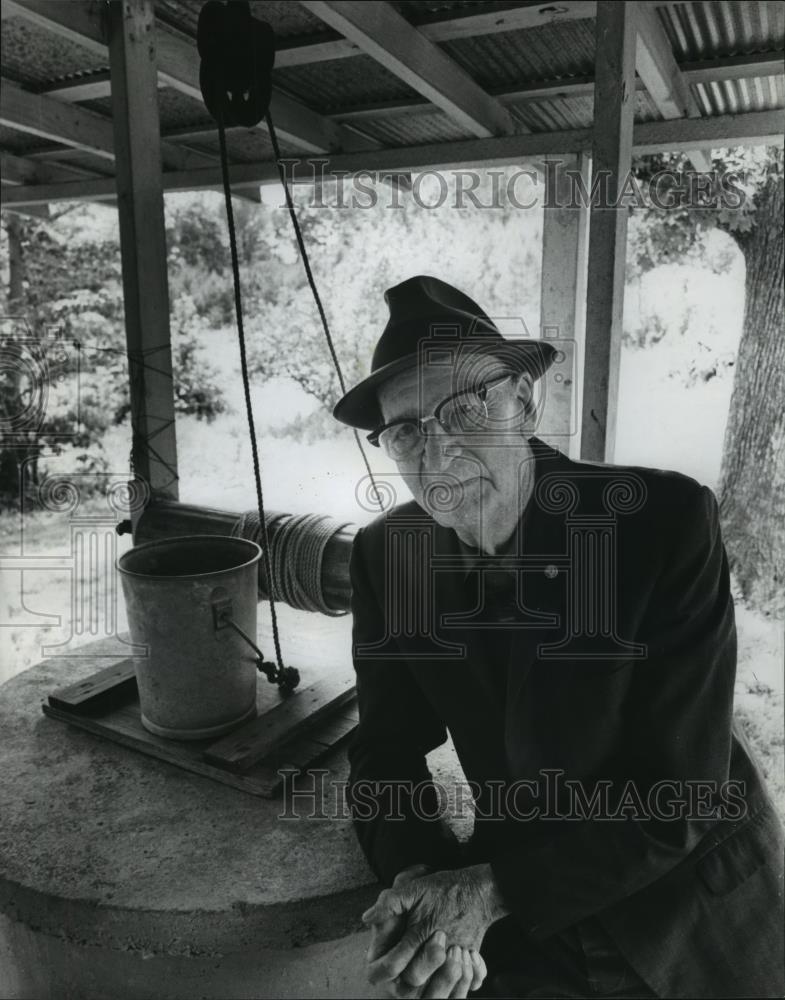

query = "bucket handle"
[{"left": 211, "top": 593, "right": 300, "bottom": 693}]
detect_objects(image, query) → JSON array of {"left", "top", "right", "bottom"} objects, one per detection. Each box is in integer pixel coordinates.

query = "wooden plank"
[
  {"left": 0, "top": 77, "right": 216, "bottom": 172},
  {"left": 635, "top": 2, "right": 712, "bottom": 172},
  {"left": 203, "top": 673, "right": 356, "bottom": 772},
  {"left": 41, "top": 659, "right": 359, "bottom": 799},
  {"left": 42, "top": 72, "right": 113, "bottom": 102},
  {"left": 107, "top": 0, "right": 179, "bottom": 508},
  {"left": 1, "top": 151, "right": 101, "bottom": 184},
  {"left": 581, "top": 1, "right": 636, "bottom": 464},
  {"left": 302, "top": 1, "right": 517, "bottom": 139},
  {"left": 0, "top": 79, "right": 116, "bottom": 160},
  {"left": 42, "top": 700, "right": 283, "bottom": 796},
  {"left": 302, "top": 709, "right": 358, "bottom": 748},
  {"left": 539, "top": 152, "right": 590, "bottom": 459},
  {"left": 680, "top": 52, "right": 785, "bottom": 85},
  {"left": 4, "top": 109, "right": 784, "bottom": 206},
  {"left": 275, "top": 30, "right": 358, "bottom": 67},
  {"left": 48, "top": 658, "right": 136, "bottom": 710}
]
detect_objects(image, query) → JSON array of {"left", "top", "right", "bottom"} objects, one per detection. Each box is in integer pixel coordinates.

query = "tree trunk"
[{"left": 718, "top": 171, "right": 785, "bottom": 613}]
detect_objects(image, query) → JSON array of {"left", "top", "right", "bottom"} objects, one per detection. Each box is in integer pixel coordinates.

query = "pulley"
[{"left": 197, "top": 0, "right": 275, "bottom": 128}]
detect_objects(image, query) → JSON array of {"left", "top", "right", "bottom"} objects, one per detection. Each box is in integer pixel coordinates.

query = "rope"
[
  {"left": 216, "top": 114, "right": 286, "bottom": 676},
  {"left": 265, "top": 112, "right": 385, "bottom": 514},
  {"left": 232, "top": 511, "right": 350, "bottom": 617}
]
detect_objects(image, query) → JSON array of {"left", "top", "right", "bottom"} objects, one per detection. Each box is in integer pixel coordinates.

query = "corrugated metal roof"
[
  {"left": 660, "top": 1, "right": 785, "bottom": 61},
  {"left": 153, "top": 0, "right": 331, "bottom": 39},
  {"left": 510, "top": 89, "right": 663, "bottom": 133},
  {"left": 274, "top": 56, "right": 422, "bottom": 113},
  {"left": 440, "top": 20, "right": 596, "bottom": 89},
  {"left": 0, "top": 0, "right": 782, "bottom": 200},
  {"left": 0, "top": 15, "right": 108, "bottom": 88},
  {"left": 181, "top": 125, "right": 295, "bottom": 163},
  {"left": 392, "top": 1, "right": 527, "bottom": 18},
  {"left": 346, "top": 109, "right": 473, "bottom": 146},
  {"left": 80, "top": 88, "right": 216, "bottom": 134},
  {"left": 693, "top": 73, "right": 785, "bottom": 116}
]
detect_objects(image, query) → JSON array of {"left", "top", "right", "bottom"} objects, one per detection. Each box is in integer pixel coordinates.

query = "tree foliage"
[{"left": 0, "top": 203, "right": 230, "bottom": 506}]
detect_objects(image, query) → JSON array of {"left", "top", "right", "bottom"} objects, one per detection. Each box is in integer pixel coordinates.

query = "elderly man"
[{"left": 332, "top": 275, "right": 784, "bottom": 999}]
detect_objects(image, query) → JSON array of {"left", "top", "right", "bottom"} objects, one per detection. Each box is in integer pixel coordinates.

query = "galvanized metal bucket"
[{"left": 117, "top": 534, "right": 261, "bottom": 741}]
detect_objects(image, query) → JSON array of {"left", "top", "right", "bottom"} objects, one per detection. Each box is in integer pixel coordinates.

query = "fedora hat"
[{"left": 332, "top": 274, "right": 557, "bottom": 431}]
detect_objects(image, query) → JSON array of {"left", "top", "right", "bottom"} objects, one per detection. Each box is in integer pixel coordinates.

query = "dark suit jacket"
[{"left": 346, "top": 437, "right": 785, "bottom": 998}]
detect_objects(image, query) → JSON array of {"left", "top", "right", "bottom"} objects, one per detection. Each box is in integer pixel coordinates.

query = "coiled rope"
[{"left": 232, "top": 511, "right": 350, "bottom": 617}]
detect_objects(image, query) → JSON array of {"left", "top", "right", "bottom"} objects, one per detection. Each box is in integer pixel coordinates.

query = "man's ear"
[{"left": 514, "top": 371, "right": 535, "bottom": 411}]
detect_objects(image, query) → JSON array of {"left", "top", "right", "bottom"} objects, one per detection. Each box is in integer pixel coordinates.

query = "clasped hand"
[{"left": 361, "top": 864, "right": 495, "bottom": 998}]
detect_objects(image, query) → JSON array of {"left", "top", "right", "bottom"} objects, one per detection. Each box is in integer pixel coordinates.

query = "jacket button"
[{"left": 544, "top": 565, "right": 558, "bottom": 579}]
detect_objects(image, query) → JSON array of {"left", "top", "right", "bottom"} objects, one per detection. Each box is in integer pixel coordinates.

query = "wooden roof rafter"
[
  {"left": 299, "top": 0, "right": 521, "bottom": 137},
  {"left": 634, "top": 1, "right": 711, "bottom": 171},
  {"left": 5, "top": 106, "right": 784, "bottom": 208}
]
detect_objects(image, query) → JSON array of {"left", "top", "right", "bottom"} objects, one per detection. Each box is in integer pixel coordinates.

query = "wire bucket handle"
[{"left": 210, "top": 590, "right": 300, "bottom": 693}]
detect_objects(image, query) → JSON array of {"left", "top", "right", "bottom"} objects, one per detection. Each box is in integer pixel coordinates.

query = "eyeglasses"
[{"left": 368, "top": 374, "right": 514, "bottom": 461}]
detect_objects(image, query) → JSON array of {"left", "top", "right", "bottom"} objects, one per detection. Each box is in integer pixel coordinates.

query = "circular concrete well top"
[{"left": 0, "top": 636, "right": 385, "bottom": 956}]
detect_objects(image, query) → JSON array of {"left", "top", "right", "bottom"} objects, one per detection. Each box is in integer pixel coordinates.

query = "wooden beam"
[
  {"left": 301, "top": 1, "right": 517, "bottom": 138},
  {"left": 42, "top": 70, "right": 166, "bottom": 102},
  {"left": 581, "top": 1, "right": 636, "bottom": 464},
  {"left": 0, "top": 79, "right": 116, "bottom": 160},
  {"left": 631, "top": 109, "right": 785, "bottom": 152},
  {"left": 19, "top": 138, "right": 260, "bottom": 202},
  {"left": 0, "top": 150, "right": 95, "bottom": 184},
  {"left": 275, "top": 30, "right": 358, "bottom": 67},
  {"left": 108, "top": 0, "right": 178, "bottom": 507},
  {"left": 42, "top": 71, "right": 113, "bottom": 102},
  {"left": 679, "top": 52, "right": 785, "bottom": 85},
  {"left": 1, "top": 150, "right": 116, "bottom": 209},
  {"left": 0, "top": 78, "right": 220, "bottom": 172},
  {"left": 4, "top": 109, "right": 783, "bottom": 206},
  {"left": 0, "top": 196, "right": 50, "bottom": 219},
  {"left": 539, "top": 152, "right": 590, "bottom": 460},
  {"left": 635, "top": 2, "right": 712, "bottom": 172}
]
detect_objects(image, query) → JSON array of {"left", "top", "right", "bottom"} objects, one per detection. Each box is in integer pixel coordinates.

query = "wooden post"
[
  {"left": 581, "top": 1, "right": 637, "bottom": 463},
  {"left": 539, "top": 152, "right": 590, "bottom": 459},
  {"left": 108, "top": 0, "right": 179, "bottom": 518}
]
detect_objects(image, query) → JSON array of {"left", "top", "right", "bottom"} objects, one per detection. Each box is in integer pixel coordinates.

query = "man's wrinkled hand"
[
  {"left": 362, "top": 865, "right": 497, "bottom": 994},
  {"left": 364, "top": 865, "right": 487, "bottom": 998}
]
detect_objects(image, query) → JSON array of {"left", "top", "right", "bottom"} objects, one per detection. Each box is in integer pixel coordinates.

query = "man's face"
[{"left": 377, "top": 358, "right": 535, "bottom": 544}]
